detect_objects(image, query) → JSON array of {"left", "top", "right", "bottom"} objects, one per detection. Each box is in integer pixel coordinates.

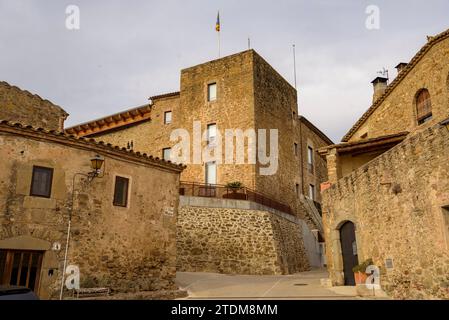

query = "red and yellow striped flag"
[{"left": 215, "top": 11, "right": 220, "bottom": 32}]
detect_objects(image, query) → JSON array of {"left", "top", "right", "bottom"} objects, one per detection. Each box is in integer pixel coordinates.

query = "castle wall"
[{"left": 177, "top": 197, "right": 312, "bottom": 275}]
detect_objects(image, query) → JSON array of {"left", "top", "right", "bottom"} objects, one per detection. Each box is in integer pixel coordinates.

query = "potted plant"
[
  {"left": 352, "top": 258, "right": 373, "bottom": 284},
  {"left": 224, "top": 181, "right": 246, "bottom": 200},
  {"left": 226, "top": 181, "right": 243, "bottom": 190}
]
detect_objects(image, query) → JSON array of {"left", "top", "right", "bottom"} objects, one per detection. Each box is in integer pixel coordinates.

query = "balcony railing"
[{"left": 179, "top": 181, "right": 293, "bottom": 215}]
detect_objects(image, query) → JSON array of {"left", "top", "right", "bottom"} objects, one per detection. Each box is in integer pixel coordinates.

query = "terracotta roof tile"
[{"left": 0, "top": 119, "right": 185, "bottom": 172}]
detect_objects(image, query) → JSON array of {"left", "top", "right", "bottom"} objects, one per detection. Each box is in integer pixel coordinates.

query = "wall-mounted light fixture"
[{"left": 89, "top": 154, "right": 104, "bottom": 178}]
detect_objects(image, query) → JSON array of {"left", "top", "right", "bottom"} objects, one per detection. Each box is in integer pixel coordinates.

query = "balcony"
[{"left": 179, "top": 181, "right": 293, "bottom": 215}]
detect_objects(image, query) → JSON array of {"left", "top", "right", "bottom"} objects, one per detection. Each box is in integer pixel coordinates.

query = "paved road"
[{"left": 175, "top": 268, "right": 362, "bottom": 300}]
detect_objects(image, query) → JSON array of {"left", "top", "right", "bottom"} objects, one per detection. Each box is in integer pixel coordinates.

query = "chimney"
[
  {"left": 371, "top": 76, "right": 388, "bottom": 103},
  {"left": 395, "top": 62, "right": 408, "bottom": 74}
]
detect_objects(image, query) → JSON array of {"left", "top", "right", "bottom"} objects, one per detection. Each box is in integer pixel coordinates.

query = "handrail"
[{"left": 179, "top": 181, "right": 293, "bottom": 215}]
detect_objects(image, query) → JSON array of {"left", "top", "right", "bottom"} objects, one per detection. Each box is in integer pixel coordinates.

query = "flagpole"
[
  {"left": 218, "top": 30, "right": 221, "bottom": 58},
  {"left": 216, "top": 11, "right": 221, "bottom": 58},
  {"left": 293, "top": 44, "right": 297, "bottom": 90}
]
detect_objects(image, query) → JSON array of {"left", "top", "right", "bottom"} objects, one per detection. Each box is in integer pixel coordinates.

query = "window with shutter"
[
  {"left": 416, "top": 89, "right": 432, "bottom": 124},
  {"left": 113, "top": 176, "right": 129, "bottom": 207},
  {"left": 30, "top": 166, "right": 53, "bottom": 198}
]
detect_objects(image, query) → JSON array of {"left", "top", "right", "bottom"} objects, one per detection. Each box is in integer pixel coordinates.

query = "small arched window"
[{"left": 416, "top": 89, "right": 432, "bottom": 124}]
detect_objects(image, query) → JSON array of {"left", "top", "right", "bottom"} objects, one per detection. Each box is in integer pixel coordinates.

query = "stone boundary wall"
[
  {"left": 322, "top": 123, "right": 449, "bottom": 299},
  {"left": 177, "top": 196, "right": 315, "bottom": 275}
]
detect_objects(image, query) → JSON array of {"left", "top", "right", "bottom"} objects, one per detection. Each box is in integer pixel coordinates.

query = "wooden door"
[
  {"left": 0, "top": 250, "right": 43, "bottom": 293},
  {"left": 339, "top": 222, "right": 358, "bottom": 286}
]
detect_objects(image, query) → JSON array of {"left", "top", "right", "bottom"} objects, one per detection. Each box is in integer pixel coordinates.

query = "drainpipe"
[
  {"left": 59, "top": 172, "right": 87, "bottom": 300},
  {"left": 299, "top": 118, "right": 305, "bottom": 196}
]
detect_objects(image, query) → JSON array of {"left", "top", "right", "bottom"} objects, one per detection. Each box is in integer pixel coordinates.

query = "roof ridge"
[
  {"left": 341, "top": 27, "right": 449, "bottom": 142},
  {"left": 149, "top": 91, "right": 180, "bottom": 101},
  {"left": 65, "top": 103, "right": 151, "bottom": 131},
  {"left": 299, "top": 115, "right": 334, "bottom": 145},
  {"left": 0, "top": 81, "right": 68, "bottom": 116},
  {"left": 0, "top": 119, "right": 185, "bottom": 171}
]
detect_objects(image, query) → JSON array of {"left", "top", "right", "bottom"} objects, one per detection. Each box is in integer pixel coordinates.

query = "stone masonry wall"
[
  {"left": 348, "top": 36, "right": 449, "bottom": 142},
  {"left": 85, "top": 50, "right": 332, "bottom": 231},
  {"left": 322, "top": 123, "right": 449, "bottom": 299},
  {"left": 0, "top": 81, "right": 67, "bottom": 131},
  {"left": 0, "top": 125, "right": 181, "bottom": 299},
  {"left": 177, "top": 204, "right": 310, "bottom": 275}
]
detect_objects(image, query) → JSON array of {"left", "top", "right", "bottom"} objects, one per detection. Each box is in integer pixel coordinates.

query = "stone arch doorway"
[{"left": 339, "top": 221, "right": 358, "bottom": 285}]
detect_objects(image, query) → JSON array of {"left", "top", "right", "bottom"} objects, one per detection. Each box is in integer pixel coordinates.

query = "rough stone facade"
[
  {"left": 321, "top": 28, "right": 449, "bottom": 299},
  {"left": 0, "top": 81, "right": 68, "bottom": 131},
  {"left": 0, "top": 121, "right": 183, "bottom": 299},
  {"left": 67, "top": 50, "right": 332, "bottom": 228},
  {"left": 343, "top": 30, "right": 449, "bottom": 143},
  {"left": 322, "top": 124, "right": 449, "bottom": 299},
  {"left": 177, "top": 201, "right": 311, "bottom": 275},
  {"left": 63, "top": 50, "right": 332, "bottom": 276}
]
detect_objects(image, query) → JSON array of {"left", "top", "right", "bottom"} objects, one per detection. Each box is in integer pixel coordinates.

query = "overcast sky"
[{"left": 1, "top": 1, "right": 448, "bottom": 142}]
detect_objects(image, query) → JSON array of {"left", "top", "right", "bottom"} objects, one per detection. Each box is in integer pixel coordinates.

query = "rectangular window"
[
  {"left": 164, "top": 111, "right": 172, "bottom": 124},
  {"left": 207, "top": 83, "right": 217, "bottom": 102},
  {"left": 113, "top": 176, "right": 129, "bottom": 207},
  {"left": 30, "top": 166, "right": 53, "bottom": 198},
  {"left": 307, "top": 146, "right": 314, "bottom": 173},
  {"left": 294, "top": 143, "right": 298, "bottom": 156},
  {"left": 207, "top": 123, "right": 217, "bottom": 145},
  {"left": 163, "top": 148, "right": 172, "bottom": 161},
  {"left": 295, "top": 183, "right": 300, "bottom": 196},
  {"left": 205, "top": 161, "right": 217, "bottom": 185},
  {"left": 309, "top": 184, "right": 315, "bottom": 201}
]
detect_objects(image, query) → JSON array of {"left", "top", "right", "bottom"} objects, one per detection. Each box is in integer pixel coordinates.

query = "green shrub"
[
  {"left": 226, "top": 181, "right": 243, "bottom": 189},
  {"left": 352, "top": 258, "right": 374, "bottom": 273}
]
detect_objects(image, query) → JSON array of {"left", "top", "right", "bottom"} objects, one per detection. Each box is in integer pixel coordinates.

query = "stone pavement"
[{"left": 175, "top": 268, "right": 366, "bottom": 300}]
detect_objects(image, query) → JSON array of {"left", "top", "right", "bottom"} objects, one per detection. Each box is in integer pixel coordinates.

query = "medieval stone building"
[
  {"left": 66, "top": 50, "right": 333, "bottom": 274},
  {"left": 0, "top": 83, "right": 184, "bottom": 299},
  {"left": 319, "top": 28, "right": 449, "bottom": 299}
]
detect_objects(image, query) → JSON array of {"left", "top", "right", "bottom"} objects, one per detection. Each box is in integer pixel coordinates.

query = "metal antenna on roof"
[{"left": 377, "top": 67, "right": 389, "bottom": 84}]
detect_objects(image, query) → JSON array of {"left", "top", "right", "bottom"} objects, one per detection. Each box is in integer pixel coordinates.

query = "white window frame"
[
  {"left": 205, "top": 161, "right": 217, "bottom": 185},
  {"left": 164, "top": 111, "right": 172, "bottom": 124},
  {"left": 309, "top": 184, "right": 315, "bottom": 201},
  {"left": 207, "top": 123, "right": 217, "bottom": 146},
  {"left": 163, "top": 148, "right": 172, "bottom": 161},
  {"left": 307, "top": 145, "right": 314, "bottom": 165},
  {"left": 208, "top": 83, "right": 217, "bottom": 102}
]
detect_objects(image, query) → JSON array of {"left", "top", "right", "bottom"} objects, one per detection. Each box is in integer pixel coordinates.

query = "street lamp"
[{"left": 90, "top": 154, "right": 104, "bottom": 177}]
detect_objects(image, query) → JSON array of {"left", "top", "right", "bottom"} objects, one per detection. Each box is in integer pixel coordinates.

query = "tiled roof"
[
  {"left": 0, "top": 119, "right": 185, "bottom": 172},
  {"left": 319, "top": 131, "right": 409, "bottom": 156},
  {"left": 64, "top": 104, "right": 152, "bottom": 137},
  {"left": 65, "top": 91, "right": 181, "bottom": 137},
  {"left": 342, "top": 28, "right": 449, "bottom": 142},
  {"left": 0, "top": 81, "right": 68, "bottom": 116},
  {"left": 149, "top": 91, "right": 180, "bottom": 101}
]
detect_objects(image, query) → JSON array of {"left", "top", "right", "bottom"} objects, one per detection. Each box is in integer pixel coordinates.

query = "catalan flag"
[{"left": 215, "top": 11, "right": 220, "bottom": 32}]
